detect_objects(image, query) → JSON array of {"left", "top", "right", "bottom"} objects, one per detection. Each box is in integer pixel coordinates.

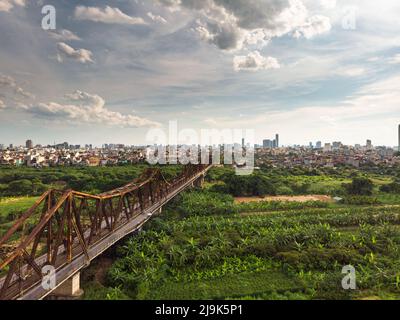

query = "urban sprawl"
[{"left": 1, "top": 133, "right": 400, "bottom": 169}]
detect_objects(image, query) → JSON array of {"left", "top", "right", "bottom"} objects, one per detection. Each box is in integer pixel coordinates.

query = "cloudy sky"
[{"left": 0, "top": 0, "right": 400, "bottom": 147}]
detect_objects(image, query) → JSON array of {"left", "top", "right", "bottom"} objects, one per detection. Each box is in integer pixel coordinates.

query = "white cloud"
[
  {"left": 233, "top": 51, "right": 280, "bottom": 72},
  {"left": 0, "top": 74, "right": 16, "bottom": 87},
  {"left": 0, "top": 0, "right": 25, "bottom": 12},
  {"left": 388, "top": 54, "right": 400, "bottom": 64},
  {"left": 57, "top": 42, "right": 94, "bottom": 64},
  {"left": 0, "top": 74, "right": 34, "bottom": 100},
  {"left": 160, "top": 0, "right": 331, "bottom": 51},
  {"left": 28, "top": 91, "right": 161, "bottom": 128},
  {"left": 292, "top": 15, "right": 331, "bottom": 39},
  {"left": 319, "top": 0, "right": 337, "bottom": 10},
  {"left": 75, "top": 5, "right": 146, "bottom": 25},
  {"left": 367, "top": 57, "right": 380, "bottom": 62},
  {"left": 147, "top": 12, "right": 167, "bottom": 24},
  {"left": 335, "top": 67, "right": 365, "bottom": 77},
  {"left": 49, "top": 29, "right": 81, "bottom": 41},
  {"left": 244, "top": 29, "right": 271, "bottom": 47},
  {"left": 200, "top": 75, "right": 400, "bottom": 145},
  {"left": 0, "top": 99, "right": 5, "bottom": 109},
  {"left": 204, "top": 118, "right": 218, "bottom": 126}
]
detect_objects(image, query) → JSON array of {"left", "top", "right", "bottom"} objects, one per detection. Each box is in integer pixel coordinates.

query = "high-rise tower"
[
  {"left": 26, "top": 140, "right": 33, "bottom": 149},
  {"left": 398, "top": 124, "right": 400, "bottom": 152}
]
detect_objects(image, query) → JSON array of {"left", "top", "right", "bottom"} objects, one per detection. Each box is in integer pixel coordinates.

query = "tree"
[
  {"left": 380, "top": 182, "right": 400, "bottom": 194},
  {"left": 251, "top": 175, "right": 276, "bottom": 196},
  {"left": 8, "top": 179, "right": 33, "bottom": 196},
  {"left": 344, "top": 177, "right": 374, "bottom": 196}
]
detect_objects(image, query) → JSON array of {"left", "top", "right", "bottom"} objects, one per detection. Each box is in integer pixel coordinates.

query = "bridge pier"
[
  {"left": 48, "top": 272, "right": 83, "bottom": 300},
  {"left": 193, "top": 174, "right": 205, "bottom": 188}
]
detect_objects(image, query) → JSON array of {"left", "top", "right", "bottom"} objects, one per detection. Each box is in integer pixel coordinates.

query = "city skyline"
[
  {"left": 1, "top": 130, "right": 399, "bottom": 149},
  {"left": 1, "top": 1, "right": 400, "bottom": 146}
]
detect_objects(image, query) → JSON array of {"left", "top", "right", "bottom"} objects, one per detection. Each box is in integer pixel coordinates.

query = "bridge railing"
[{"left": 0, "top": 164, "right": 210, "bottom": 300}]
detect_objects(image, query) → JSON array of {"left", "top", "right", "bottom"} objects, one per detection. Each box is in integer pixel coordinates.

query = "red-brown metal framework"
[{"left": 0, "top": 164, "right": 211, "bottom": 300}]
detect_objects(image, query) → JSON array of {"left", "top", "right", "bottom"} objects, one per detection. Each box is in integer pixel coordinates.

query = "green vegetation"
[
  {"left": 2, "top": 164, "right": 400, "bottom": 300},
  {"left": 380, "top": 181, "right": 400, "bottom": 194},
  {"left": 206, "top": 166, "right": 392, "bottom": 198},
  {"left": 340, "top": 196, "right": 381, "bottom": 206},
  {"left": 83, "top": 193, "right": 400, "bottom": 300},
  {"left": 211, "top": 173, "right": 277, "bottom": 196},
  {"left": 0, "top": 165, "right": 182, "bottom": 196},
  {"left": 81, "top": 164, "right": 400, "bottom": 300},
  {"left": 236, "top": 200, "right": 329, "bottom": 212},
  {"left": 343, "top": 177, "right": 374, "bottom": 196},
  {"left": 0, "top": 197, "right": 38, "bottom": 237},
  {"left": 0, "top": 165, "right": 183, "bottom": 239}
]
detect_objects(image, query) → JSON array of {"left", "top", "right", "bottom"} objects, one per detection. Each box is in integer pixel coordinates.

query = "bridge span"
[{"left": 0, "top": 164, "right": 211, "bottom": 300}]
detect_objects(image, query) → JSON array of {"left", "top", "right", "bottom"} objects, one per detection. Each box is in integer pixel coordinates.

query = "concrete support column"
[
  {"left": 194, "top": 175, "right": 205, "bottom": 188},
  {"left": 50, "top": 272, "right": 83, "bottom": 299}
]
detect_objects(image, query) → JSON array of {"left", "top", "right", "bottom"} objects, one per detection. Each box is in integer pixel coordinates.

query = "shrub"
[
  {"left": 380, "top": 182, "right": 400, "bottom": 194},
  {"left": 7, "top": 180, "right": 33, "bottom": 196},
  {"left": 344, "top": 177, "right": 374, "bottom": 196},
  {"left": 341, "top": 196, "right": 381, "bottom": 205},
  {"left": 176, "top": 191, "right": 236, "bottom": 216},
  {"left": 277, "top": 248, "right": 362, "bottom": 270},
  {"left": 220, "top": 173, "right": 277, "bottom": 197},
  {"left": 236, "top": 201, "right": 328, "bottom": 213}
]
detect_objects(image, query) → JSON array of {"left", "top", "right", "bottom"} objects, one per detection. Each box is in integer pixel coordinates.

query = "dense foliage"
[
  {"left": 2, "top": 164, "right": 400, "bottom": 300},
  {"left": 212, "top": 173, "right": 277, "bottom": 196},
  {"left": 344, "top": 177, "right": 374, "bottom": 196},
  {"left": 206, "top": 166, "right": 395, "bottom": 198},
  {"left": 380, "top": 181, "right": 400, "bottom": 194},
  {"left": 94, "top": 198, "right": 400, "bottom": 300},
  {"left": 0, "top": 165, "right": 182, "bottom": 196}
]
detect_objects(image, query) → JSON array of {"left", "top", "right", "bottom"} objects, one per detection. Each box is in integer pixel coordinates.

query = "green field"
[
  {"left": 1, "top": 164, "right": 400, "bottom": 300},
  {"left": 0, "top": 197, "right": 38, "bottom": 236},
  {"left": 82, "top": 190, "right": 400, "bottom": 300}
]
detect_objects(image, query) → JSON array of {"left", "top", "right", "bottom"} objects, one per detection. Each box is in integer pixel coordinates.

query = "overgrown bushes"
[
  {"left": 214, "top": 173, "right": 277, "bottom": 197},
  {"left": 236, "top": 201, "right": 329, "bottom": 212},
  {"left": 175, "top": 191, "right": 236, "bottom": 216},
  {"left": 343, "top": 177, "right": 374, "bottom": 196},
  {"left": 380, "top": 182, "right": 400, "bottom": 194},
  {"left": 103, "top": 204, "right": 400, "bottom": 300},
  {"left": 340, "top": 196, "right": 381, "bottom": 206},
  {"left": 0, "top": 165, "right": 181, "bottom": 196}
]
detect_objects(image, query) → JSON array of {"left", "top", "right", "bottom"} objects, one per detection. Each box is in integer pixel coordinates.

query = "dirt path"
[{"left": 235, "top": 195, "right": 334, "bottom": 204}]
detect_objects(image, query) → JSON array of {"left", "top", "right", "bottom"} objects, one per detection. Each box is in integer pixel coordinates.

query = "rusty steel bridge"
[{"left": 0, "top": 164, "right": 211, "bottom": 300}]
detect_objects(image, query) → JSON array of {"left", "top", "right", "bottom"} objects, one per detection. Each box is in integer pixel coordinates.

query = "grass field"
[
  {"left": 82, "top": 192, "right": 400, "bottom": 300},
  {"left": 0, "top": 197, "right": 38, "bottom": 237}
]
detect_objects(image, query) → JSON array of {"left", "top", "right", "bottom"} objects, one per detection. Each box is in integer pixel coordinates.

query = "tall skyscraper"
[
  {"left": 263, "top": 134, "right": 280, "bottom": 149},
  {"left": 398, "top": 124, "right": 400, "bottom": 152},
  {"left": 263, "top": 139, "right": 272, "bottom": 148},
  {"left": 26, "top": 140, "right": 33, "bottom": 149},
  {"left": 366, "top": 139, "right": 372, "bottom": 150},
  {"left": 324, "top": 143, "right": 332, "bottom": 152},
  {"left": 316, "top": 141, "right": 322, "bottom": 149}
]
